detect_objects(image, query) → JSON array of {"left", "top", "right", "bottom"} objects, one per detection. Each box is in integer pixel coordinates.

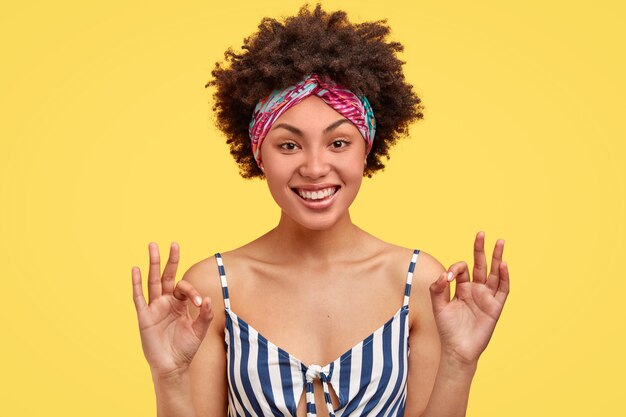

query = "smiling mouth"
[{"left": 291, "top": 186, "right": 340, "bottom": 201}]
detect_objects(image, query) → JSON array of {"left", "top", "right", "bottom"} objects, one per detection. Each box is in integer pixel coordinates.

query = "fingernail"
[
  {"left": 447, "top": 271, "right": 454, "bottom": 282},
  {"left": 194, "top": 296, "right": 202, "bottom": 306}
]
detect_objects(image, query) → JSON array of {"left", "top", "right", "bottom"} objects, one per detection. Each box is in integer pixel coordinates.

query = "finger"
[
  {"left": 161, "top": 242, "right": 180, "bottom": 296},
  {"left": 495, "top": 261, "right": 510, "bottom": 305},
  {"left": 131, "top": 266, "right": 148, "bottom": 313},
  {"left": 486, "top": 239, "right": 505, "bottom": 294},
  {"left": 429, "top": 271, "right": 451, "bottom": 316},
  {"left": 447, "top": 261, "right": 471, "bottom": 285},
  {"left": 192, "top": 297, "right": 215, "bottom": 341},
  {"left": 173, "top": 280, "right": 204, "bottom": 307},
  {"left": 147, "top": 242, "right": 162, "bottom": 303},
  {"left": 472, "top": 231, "right": 488, "bottom": 284}
]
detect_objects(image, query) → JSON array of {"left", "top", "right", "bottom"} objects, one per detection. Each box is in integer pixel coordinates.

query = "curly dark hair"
[{"left": 205, "top": 3, "right": 424, "bottom": 179}]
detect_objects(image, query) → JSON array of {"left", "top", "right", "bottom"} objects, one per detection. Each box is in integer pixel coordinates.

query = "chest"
[{"left": 225, "top": 261, "right": 407, "bottom": 366}]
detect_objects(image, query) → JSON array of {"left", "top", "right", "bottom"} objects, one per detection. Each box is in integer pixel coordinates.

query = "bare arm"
[
  {"left": 403, "top": 251, "right": 449, "bottom": 416},
  {"left": 419, "top": 355, "right": 477, "bottom": 417},
  {"left": 153, "top": 371, "right": 197, "bottom": 417},
  {"left": 184, "top": 260, "right": 229, "bottom": 417}
]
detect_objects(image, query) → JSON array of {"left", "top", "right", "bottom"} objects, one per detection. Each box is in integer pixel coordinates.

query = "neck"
[{"left": 266, "top": 210, "right": 367, "bottom": 263}]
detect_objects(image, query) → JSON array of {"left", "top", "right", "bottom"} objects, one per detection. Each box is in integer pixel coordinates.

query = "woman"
[{"left": 131, "top": 4, "right": 510, "bottom": 417}]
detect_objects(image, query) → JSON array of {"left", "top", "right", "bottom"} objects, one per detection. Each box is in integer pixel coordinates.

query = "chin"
[
  {"left": 298, "top": 218, "right": 340, "bottom": 231},
  {"left": 281, "top": 209, "right": 348, "bottom": 232}
]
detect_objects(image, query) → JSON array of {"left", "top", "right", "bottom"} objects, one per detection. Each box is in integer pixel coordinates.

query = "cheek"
[
  {"left": 341, "top": 152, "right": 367, "bottom": 179},
  {"left": 263, "top": 166, "right": 293, "bottom": 202},
  {"left": 264, "top": 170, "right": 285, "bottom": 191}
]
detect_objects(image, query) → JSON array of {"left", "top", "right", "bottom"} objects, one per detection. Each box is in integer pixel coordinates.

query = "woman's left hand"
[{"left": 429, "top": 231, "right": 510, "bottom": 366}]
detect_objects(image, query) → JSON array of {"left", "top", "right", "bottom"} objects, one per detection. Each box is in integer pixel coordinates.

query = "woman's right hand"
[{"left": 131, "top": 242, "right": 214, "bottom": 380}]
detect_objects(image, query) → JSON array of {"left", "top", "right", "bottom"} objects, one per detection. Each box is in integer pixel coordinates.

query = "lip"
[{"left": 291, "top": 186, "right": 340, "bottom": 210}]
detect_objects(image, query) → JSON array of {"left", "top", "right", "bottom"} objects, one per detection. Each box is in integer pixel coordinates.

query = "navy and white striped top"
[{"left": 214, "top": 249, "right": 420, "bottom": 417}]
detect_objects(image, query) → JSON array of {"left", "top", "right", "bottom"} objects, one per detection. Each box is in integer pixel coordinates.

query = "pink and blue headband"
[{"left": 248, "top": 73, "right": 376, "bottom": 168}]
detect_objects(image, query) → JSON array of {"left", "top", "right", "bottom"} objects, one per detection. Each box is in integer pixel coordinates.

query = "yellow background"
[{"left": 1, "top": 0, "right": 624, "bottom": 415}]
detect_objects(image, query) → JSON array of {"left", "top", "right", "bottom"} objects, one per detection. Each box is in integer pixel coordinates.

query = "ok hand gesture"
[
  {"left": 131, "top": 242, "right": 214, "bottom": 379},
  {"left": 429, "top": 232, "right": 510, "bottom": 366}
]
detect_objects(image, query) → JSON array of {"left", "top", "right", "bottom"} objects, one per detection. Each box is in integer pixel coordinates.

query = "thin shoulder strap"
[
  {"left": 403, "top": 249, "right": 420, "bottom": 308},
  {"left": 214, "top": 253, "right": 231, "bottom": 310}
]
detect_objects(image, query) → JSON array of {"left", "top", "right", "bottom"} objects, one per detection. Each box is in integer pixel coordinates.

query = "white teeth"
[{"left": 297, "top": 187, "right": 337, "bottom": 200}]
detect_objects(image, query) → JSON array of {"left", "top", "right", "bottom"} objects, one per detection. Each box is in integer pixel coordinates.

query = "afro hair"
[{"left": 205, "top": 2, "right": 424, "bottom": 179}]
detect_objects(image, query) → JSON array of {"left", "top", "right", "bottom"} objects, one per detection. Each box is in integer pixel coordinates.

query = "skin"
[{"left": 131, "top": 96, "right": 510, "bottom": 417}]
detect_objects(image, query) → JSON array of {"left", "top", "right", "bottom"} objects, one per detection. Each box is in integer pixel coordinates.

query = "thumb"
[
  {"left": 429, "top": 271, "right": 451, "bottom": 316},
  {"left": 191, "top": 297, "right": 214, "bottom": 341}
]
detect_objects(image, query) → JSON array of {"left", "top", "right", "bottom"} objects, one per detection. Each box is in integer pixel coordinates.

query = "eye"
[
  {"left": 279, "top": 142, "right": 298, "bottom": 151},
  {"left": 330, "top": 139, "right": 350, "bottom": 149}
]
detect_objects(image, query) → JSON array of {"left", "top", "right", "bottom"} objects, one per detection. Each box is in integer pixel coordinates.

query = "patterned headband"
[{"left": 248, "top": 73, "right": 376, "bottom": 168}]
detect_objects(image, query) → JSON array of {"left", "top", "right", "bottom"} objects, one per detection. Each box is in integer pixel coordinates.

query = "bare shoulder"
[
  {"left": 376, "top": 241, "right": 445, "bottom": 286},
  {"left": 373, "top": 242, "right": 447, "bottom": 328},
  {"left": 409, "top": 249, "right": 447, "bottom": 329},
  {"left": 181, "top": 244, "right": 259, "bottom": 308},
  {"left": 180, "top": 254, "right": 226, "bottom": 320},
  {"left": 414, "top": 250, "right": 447, "bottom": 285}
]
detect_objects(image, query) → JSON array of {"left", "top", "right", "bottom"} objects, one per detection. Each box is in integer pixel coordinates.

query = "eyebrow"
[{"left": 269, "top": 119, "right": 351, "bottom": 136}]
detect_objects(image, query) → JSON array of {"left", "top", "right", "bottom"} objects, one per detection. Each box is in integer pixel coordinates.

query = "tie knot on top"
[{"left": 305, "top": 364, "right": 324, "bottom": 382}]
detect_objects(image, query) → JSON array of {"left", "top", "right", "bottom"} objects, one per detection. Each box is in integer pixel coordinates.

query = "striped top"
[{"left": 214, "top": 249, "right": 420, "bottom": 417}]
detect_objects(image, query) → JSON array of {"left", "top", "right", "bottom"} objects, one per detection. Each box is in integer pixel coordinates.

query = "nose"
[{"left": 298, "top": 149, "right": 330, "bottom": 179}]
